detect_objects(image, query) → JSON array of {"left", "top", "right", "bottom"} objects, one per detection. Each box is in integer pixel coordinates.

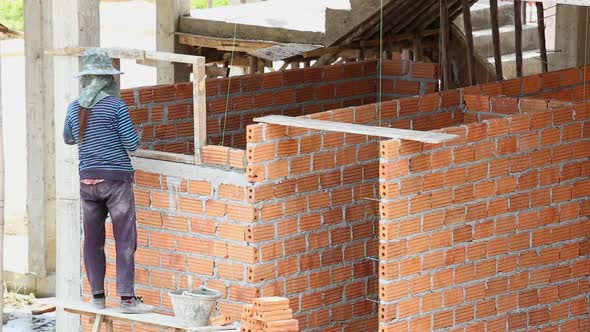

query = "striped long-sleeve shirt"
[{"left": 63, "top": 96, "right": 139, "bottom": 182}]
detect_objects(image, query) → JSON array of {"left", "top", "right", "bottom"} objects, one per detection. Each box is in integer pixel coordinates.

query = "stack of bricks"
[{"left": 240, "top": 297, "right": 298, "bottom": 332}]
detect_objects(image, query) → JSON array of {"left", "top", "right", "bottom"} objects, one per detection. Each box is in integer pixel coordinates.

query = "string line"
[{"left": 221, "top": 22, "right": 238, "bottom": 146}]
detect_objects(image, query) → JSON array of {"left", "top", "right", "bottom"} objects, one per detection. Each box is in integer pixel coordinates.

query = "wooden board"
[
  {"left": 247, "top": 43, "right": 322, "bottom": 61},
  {"left": 177, "top": 32, "right": 277, "bottom": 52},
  {"left": 46, "top": 47, "right": 145, "bottom": 59},
  {"left": 64, "top": 302, "right": 187, "bottom": 329},
  {"left": 254, "top": 115, "right": 458, "bottom": 144},
  {"left": 130, "top": 149, "right": 196, "bottom": 165},
  {"left": 64, "top": 302, "right": 239, "bottom": 331},
  {"left": 46, "top": 47, "right": 205, "bottom": 66}
]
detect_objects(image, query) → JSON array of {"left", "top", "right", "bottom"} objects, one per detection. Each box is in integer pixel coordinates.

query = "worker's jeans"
[{"left": 81, "top": 180, "right": 137, "bottom": 297}]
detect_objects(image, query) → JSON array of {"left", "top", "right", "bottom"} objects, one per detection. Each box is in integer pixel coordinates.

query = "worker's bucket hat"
[{"left": 74, "top": 49, "right": 123, "bottom": 78}]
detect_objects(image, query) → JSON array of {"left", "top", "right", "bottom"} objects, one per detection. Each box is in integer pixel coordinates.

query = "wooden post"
[
  {"left": 461, "top": 0, "right": 476, "bottom": 85},
  {"left": 413, "top": 34, "right": 423, "bottom": 61},
  {"left": 112, "top": 58, "right": 121, "bottom": 85},
  {"left": 401, "top": 49, "right": 411, "bottom": 61},
  {"left": 514, "top": 0, "right": 523, "bottom": 77},
  {"left": 248, "top": 56, "right": 256, "bottom": 74},
  {"left": 440, "top": 0, "right": 451, "bottom": 90},
  {"left": 193, "top": 58, "right": 207, "bottom": 164},
  {"left": 489, "top": 0, "right": 504, "bottom": 80},
  {"left": 257, "top": 58, "right": 265, "bottom": 73},
  {"left": 207, "top": 0, "right": 213, "bottom": 8},
  {"left": 536, "top": 2, "right": 549, "bottom": 72}
]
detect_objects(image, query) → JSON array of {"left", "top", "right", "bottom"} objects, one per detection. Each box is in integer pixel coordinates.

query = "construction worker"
[{"left": 63, "top": 49, "right": 153, "bottom": 314}]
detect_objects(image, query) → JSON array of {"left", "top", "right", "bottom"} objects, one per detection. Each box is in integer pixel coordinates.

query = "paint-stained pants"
[{"left": 81, "top": 180, "right": 137, "bottom": 297}]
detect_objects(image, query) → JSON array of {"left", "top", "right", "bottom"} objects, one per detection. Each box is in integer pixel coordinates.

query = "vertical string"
[
  {"left": 378, "top": 0, "right": 383, "bottom": 126},
  {"left": 221, "top": 22, "right": 238, "bottom": 146}
]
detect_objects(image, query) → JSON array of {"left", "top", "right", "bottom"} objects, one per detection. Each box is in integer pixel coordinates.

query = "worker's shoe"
[
  {"left": 120, "top": 297, "right": 154, "bottom": 314},
  {"left": 90, "top": 298, "right": 106, "bottom": 310}
]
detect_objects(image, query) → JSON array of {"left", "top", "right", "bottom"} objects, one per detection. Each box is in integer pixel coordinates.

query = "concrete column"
[
  {"left": 156, "top": 0, "right": 191, "bottom": 84},
  {"left": 52, "top": 0, "right": 99, "bottom": 330},
  {"left": 24, "top": 0, "right": 54, "bottom": 282},
  {"left": 554, "top": 4, "right": 590, "bottom": 70}
]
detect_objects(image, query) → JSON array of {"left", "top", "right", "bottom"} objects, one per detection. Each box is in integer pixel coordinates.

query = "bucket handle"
[{"left": 182, "top": 285, "right": 216, "bottom": 297}]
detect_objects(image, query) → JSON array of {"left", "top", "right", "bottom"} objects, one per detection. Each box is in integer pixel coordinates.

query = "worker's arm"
[
  {"left": 116, "top": 103, "right": 140, "bottom": 151},
  {"left": 63, "top": 107, "right": 76, "bottom": 145}
]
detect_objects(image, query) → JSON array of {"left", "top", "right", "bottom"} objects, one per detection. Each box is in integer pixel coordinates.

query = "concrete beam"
[
  {"left": 52, "top": 0, "right": 99, "bottom": 330},
  {"left": 156, "top": 0, "right": 191, "bottom": 84},
  {"left": 554, "top": 4, "right": 590, "bottom": 70}
]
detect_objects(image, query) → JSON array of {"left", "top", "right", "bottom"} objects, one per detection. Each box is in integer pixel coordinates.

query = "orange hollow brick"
[
  {"left": 210, "top": 314, "right": 232, "bottom": 326},
  {"left": 253, "top": 308, "right": 293, "bottom": 322},
  {"left": 248, "top": 264, "right": 276, "bottom": 283},
  {"left": 262, "top": 319, "right": 299, "bottom": 332},
  {"left": 253, "top": 297, "right": 290, "bottom": 312}
]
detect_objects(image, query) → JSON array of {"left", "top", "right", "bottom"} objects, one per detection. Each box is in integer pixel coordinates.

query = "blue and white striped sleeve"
[
  {"left": 116, "top": 102, "right": 140, "bottom": 151},
  {"left": 63, "top": 105, "right": 76, "bottom": 145}
]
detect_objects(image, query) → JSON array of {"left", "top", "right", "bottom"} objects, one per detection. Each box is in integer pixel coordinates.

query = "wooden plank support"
[
  {"left": 65, "top": 302, "right": 240, "bottom": 331},
  {"left": 461, "top": 0, "right": 477, "bottom": 85},
  {"left": 254, "top": 115, "right": 458, "bottom": 144},
  {"left": 489, "top": 0, "right": 504, "bottom": 80},
  {"left": 92, "top": 314, "right": 104, "bottom": 332},
  {"left": 176, "top": 32, "right": 277, "bottom": 52},
  {"left": 440, "top": 0, "right": 451, "bottom": 90},
  {"left": 514, "top": 0, "right": 524, "bottom": 77},
  {"left": 129, "top": 149, "right": 196, "bottom": 164},
  {"left": 193, "top": 57, "right": 207, "bottom": 164},
  {"left": 536, "top": 2, "right": 549, "bottom": 72},
  {"left": 46, "top": 47, "right": 145, "bottom": 59}
]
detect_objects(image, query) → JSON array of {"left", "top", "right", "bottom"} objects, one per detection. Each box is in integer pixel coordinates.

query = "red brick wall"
[
  {"left": 121, "top": 83, "right": 195, "bottom": 155},
  {"left": 81, "top": 159, "right": 257, "bottom": 328},
  {"left": 122, "top": 59, "right": 439, "bottom": 154},
  {"left": 465, "top": 66, "right": 590, "bottom": 102},
  {"left": 241, "top": 91, "right": 459, "bottom": 331},
  {"left": 87, "top": 65, "right": 590, "bottom": 332},
  {"left": 206, "top": 59, "right": 438, "bottom": 148},
  {"left": 379, "top": 97, "right": 590, "bottom": 331}
]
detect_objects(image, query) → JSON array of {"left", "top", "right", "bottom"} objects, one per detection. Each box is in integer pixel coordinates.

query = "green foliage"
[
  {"left": 192, "top": 0, "right": 230, "bottom": 9},
  {"left": 0, "top": 0, "right": 24, "bottom": 32}
]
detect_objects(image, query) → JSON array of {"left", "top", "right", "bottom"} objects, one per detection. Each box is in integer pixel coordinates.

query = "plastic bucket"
[{"left": 169, "top": 286, "right": 222, "bottom": 327}]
